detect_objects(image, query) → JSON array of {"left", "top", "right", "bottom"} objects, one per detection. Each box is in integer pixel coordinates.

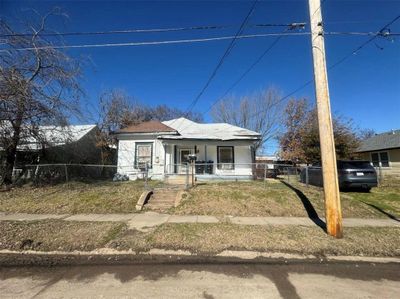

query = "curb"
[{"left": 0, "top": 249, "right": 399, "bottom": 267}]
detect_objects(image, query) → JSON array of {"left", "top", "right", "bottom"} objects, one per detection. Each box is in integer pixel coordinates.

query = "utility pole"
[{"left": 308, "top": 0, "right": 343, "bottom": 238}]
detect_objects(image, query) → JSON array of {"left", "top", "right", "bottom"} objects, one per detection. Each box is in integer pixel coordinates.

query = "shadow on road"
[{"left": 282, "top": 181, "right": 327, "bottom": 232}]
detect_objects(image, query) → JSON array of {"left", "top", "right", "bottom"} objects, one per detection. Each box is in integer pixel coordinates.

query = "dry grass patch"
[
  {"left": 0, "top": 220, "right": 127, "bottom": 252},
  {"left": 0, "top": 180, "right": 163, "bottom": 214},
  {"left": 173, "top": 180, "right": 399, "bottom": 219},
  {"left": 147, "top": 223, "right": 400, "bottom": 257}
]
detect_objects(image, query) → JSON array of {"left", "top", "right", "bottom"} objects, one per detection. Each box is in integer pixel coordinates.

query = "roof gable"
[{"left": 116, "top": 120, "right": 176, "bottom": 134}]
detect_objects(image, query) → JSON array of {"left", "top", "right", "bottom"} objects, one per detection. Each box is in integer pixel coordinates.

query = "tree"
[
  {"left": 96, "top": 89, "right": 203, "bottom": 163},
  {"left": 278, "top": 98, "right": 308, "bottom": 162},
  {"left": 279, "top": 99, "right": 360, "bottom": 164},
  {"left": 210, "top": 87, "right": 284, "bottom": 152},
  {"left": 358, "top": 128, "right": 376, "bottom": 140},
  {"left": 0, "top": 10, "right": 82, "bottom": 186}
]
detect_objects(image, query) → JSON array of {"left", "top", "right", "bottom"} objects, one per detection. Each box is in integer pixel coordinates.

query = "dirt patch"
[
  {"left": 0, "top": 220, "right": 127, "bottom": 251},
  {"left": 0, "top": 180, "right": 163, "bottom": 214},
  {"left": 146, "top": 223, "right": 400, "bottom": 257}
]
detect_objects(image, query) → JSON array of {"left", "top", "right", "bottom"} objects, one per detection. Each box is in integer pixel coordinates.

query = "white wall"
[{"left": 117, "top": 136, "right": 165, "bottom": 180}]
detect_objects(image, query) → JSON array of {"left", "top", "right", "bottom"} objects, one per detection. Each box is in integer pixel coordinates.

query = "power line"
[
  {"left": 0, "top": 22, "right": 304, "bottom": 38},
  {"left": 202, "top": 23, "right": 308, "bottom": 116},
  {"left": 184, "top": 0, "right": 259, "bottom": 113},
  {"left": 2, "top": 30, "right": 398, "bottom": 52},
  {"left": 205, "top": 15, "right": 400, "bottom": 120},
  {"left": 1, "top": 32, "right": 311, "bottom": 52}
]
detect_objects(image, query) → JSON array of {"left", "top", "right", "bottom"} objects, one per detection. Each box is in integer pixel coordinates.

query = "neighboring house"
[
  {"left": 13, "top": 124, "right": 105, "bottom": 165},
  {"left": 355, "top": 129, "right": 400, "bottom": 176},
  {"left": 115, "top": 117, "right": 261, "bottom": 180}
]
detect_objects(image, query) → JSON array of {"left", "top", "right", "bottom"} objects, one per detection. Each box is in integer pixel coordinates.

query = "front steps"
[{"left": 144, "top": 186, "right": 181, "bottom": 212}]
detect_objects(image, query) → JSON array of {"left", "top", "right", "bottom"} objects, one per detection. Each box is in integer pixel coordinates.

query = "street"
[{"left": 1, "top": 262, "right": 399, "bottom": 298}]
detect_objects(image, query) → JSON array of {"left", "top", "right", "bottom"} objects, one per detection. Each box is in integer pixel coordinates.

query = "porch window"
[
  {"left": 135, "top": 142, "right": 153, "bottom": 169},
  {"left": 217, "top": 146, "right": 234, "bottom": 170}
]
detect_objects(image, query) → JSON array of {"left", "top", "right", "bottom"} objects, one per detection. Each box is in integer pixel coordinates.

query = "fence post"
[
  {"left": 264, "top": 164, "right": 267, "bottom": 189},
  {"left": 306, "top": 166, "right": 309, "bottom": 188},
  {"left": 144, "top": 164, "right": 148, "bottom": 190},
  {"left": 64, "top": 164, "right": 69, "bottom": 183},
  {"left": 191, "top": 160, "right": 195, "bottom": 187},
  {"left": 287, "top": 167, "right": 290, "bottom": 183},
  {"left": 378, "top": 165, "right": 382, "bottom": 187},
  {"left": 185, "top": 163, "right": 189, "bottom": 190}
]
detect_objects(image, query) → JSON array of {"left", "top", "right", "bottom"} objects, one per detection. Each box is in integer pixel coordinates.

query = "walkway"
[{"left": 0, "top": 211, "right": 399, "bottom": 231}]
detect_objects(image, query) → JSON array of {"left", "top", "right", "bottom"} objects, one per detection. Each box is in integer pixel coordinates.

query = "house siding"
[
  {"left": 358, "top": 148, "right": 400, "bottom": 177},
  {"left": 117, "top": 136, "right": 165, "bottom": 180}
]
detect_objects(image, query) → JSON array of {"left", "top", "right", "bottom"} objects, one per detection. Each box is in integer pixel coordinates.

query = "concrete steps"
[{"left": 145, "top": 187, "right": 180, "bottom": 212}]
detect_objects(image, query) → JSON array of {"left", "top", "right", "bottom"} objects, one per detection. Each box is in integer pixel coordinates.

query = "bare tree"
[
  {"left": 0, "top": 10, "right": 82, "bottom": 186},
  {"left": 279, "top": 99, "right": 360, "bottom": 164},
  {"left": 210, "top": 87, "right": 284, "bottom": 152},
  {"left": 96, "top": 89, "right": 203, "bottom": 162}
]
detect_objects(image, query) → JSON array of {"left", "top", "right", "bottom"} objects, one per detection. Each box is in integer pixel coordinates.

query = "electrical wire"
[
  {"left": 183, "top": 0, "right": 259, "bottom": 113},
  {"left": 202, "top": 15, "right": 400, "bottom": 121},
  {"left": 1, "top": 32, "right": 310, "bottom": 52},
  {"left": 0, "top": 22, "right": 305, "bottom": 38}
]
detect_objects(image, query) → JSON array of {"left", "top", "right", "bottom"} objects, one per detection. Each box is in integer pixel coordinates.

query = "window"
[
  {"left": 217, "top": 146, "right": 234, "bottom": 170},
  {"left": 371, "top": 152, "right": 390, "bottom": 168},
  {"left": 379, "top": 152, "right": 389, "bottom": 167},
  {"left": 371, "top": 153, "right": 379, "bottom": 167},
  {"left": 135, "top": 143, "right": 153, "bottom": 169}
]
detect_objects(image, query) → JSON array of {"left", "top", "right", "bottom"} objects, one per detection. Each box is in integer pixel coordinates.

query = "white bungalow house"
[{"left": 115, "top": 117, "right": 261, "bottom": 181}]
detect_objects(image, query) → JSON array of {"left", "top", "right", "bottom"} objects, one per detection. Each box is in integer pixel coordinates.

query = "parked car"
[{"left": 300, "top": 160, "right": 378, "bottom": 191}]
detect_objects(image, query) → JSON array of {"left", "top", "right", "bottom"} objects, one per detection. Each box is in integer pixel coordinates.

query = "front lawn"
[
  {"left": 143, "top": 223, "right": 400, "bottom": 257},
  {"left": 1, "top": 220, "right": 399, "bottom": 257},
  {"left": 173, "top": 179, "right": 400, "bottom": 219},
  {"left": 0, "top": 180, "right": 162, "bottom": 214},
  {"left": 0, "top": 220, "right": 126, "bottom": 251}
]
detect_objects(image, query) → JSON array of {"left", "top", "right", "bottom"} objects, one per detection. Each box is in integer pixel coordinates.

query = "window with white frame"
[
  {"left": 135, "top": 143, "right": 153, "bottom": 169},
  {"left": 217, "top": 146, "right": 234, "bottom": 170},
  {"left": 371, "top": 152, "right": 390, "bottom": 168}
]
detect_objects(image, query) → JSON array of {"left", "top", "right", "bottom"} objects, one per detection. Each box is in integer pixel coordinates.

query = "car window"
[{"left": 337, "top": 161, "right": 373, "bottom": 170}]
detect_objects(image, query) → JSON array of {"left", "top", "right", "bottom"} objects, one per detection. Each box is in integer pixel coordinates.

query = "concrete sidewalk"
[{"left": 0, "top": 211, "right": 399, "bottom": 231}]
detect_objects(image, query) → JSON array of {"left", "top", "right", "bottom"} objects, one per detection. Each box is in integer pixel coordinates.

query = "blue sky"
[{"left": 2, "top": 0, "right": 400, "bottom": 153}]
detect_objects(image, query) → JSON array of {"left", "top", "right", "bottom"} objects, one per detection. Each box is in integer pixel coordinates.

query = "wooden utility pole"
[{"left": 308, "top": 0, "right": 343, "bottom": 238}]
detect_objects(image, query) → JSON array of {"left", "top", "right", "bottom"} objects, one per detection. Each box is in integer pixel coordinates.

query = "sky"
[{"left": 2, "top": 0, "right": 400, "bottom": 154}]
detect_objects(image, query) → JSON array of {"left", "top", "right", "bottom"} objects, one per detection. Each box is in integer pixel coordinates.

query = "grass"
[
  {"left": 0, "top": 180, "right": 163, "bottom": 214},
  {"left": 173, "top": 179, "right": 400, "bottom": 219},
  {"left": 111, "top": 223, "right": 400, "bottom": 257},
  {"left": 1, "top": 220, "right": 399, "bottom": 257},
  {"left": 0, "top": 220, "right": 127, "bottom": 252}
]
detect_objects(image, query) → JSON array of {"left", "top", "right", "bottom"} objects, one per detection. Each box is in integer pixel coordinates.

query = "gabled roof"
[
  {"left": 161, "top": 117, "right": 261, "bottom": 141},
  {"left": 18, "top": 124, "right": 97, "bottom": 150},
  {"left": 356, "top": 129, "right": 400, "bottom": 152},
  {"left": 116, "top": 120, "right": 177, "bottom": 134}
]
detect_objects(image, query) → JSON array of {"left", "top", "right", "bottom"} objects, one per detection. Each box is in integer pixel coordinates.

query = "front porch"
[{"left": 162, "top": 140, "right": 255, "bottom": 180}]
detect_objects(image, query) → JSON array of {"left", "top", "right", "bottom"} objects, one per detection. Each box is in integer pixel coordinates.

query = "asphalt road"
[{"left": 1, "top": 262, "right": 399, "bottom": 298}]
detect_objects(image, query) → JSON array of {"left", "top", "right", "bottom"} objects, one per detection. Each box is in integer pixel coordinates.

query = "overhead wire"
[
  {"left": 237, "top": 14, "right": 400, "bottom": 121},
  {"left": 0, "top": 22, "right": 303, "bottom": 38},
  {"left": 183, "top": 0, "right": 259, "bottom": 113}
]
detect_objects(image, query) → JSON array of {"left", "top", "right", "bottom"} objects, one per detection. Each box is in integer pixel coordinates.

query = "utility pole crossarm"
[{"left": 308, "top": 0, "right": 343, "bottom": 238}]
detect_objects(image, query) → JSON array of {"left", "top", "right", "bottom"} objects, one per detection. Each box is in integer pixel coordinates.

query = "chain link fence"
[{"left": 8, "top": 162, "right": 396, "bottom": 190}]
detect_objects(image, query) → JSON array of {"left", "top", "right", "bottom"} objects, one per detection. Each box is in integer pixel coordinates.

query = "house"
[
  {"left": 12, "top": 124, "right": 105, "bottom": 166},
  {"left": 355, "top": 129, "right": 400, "bottom": 176},
  {"left": 115, "top": 117, "right": 261, "bottom": 181}
]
